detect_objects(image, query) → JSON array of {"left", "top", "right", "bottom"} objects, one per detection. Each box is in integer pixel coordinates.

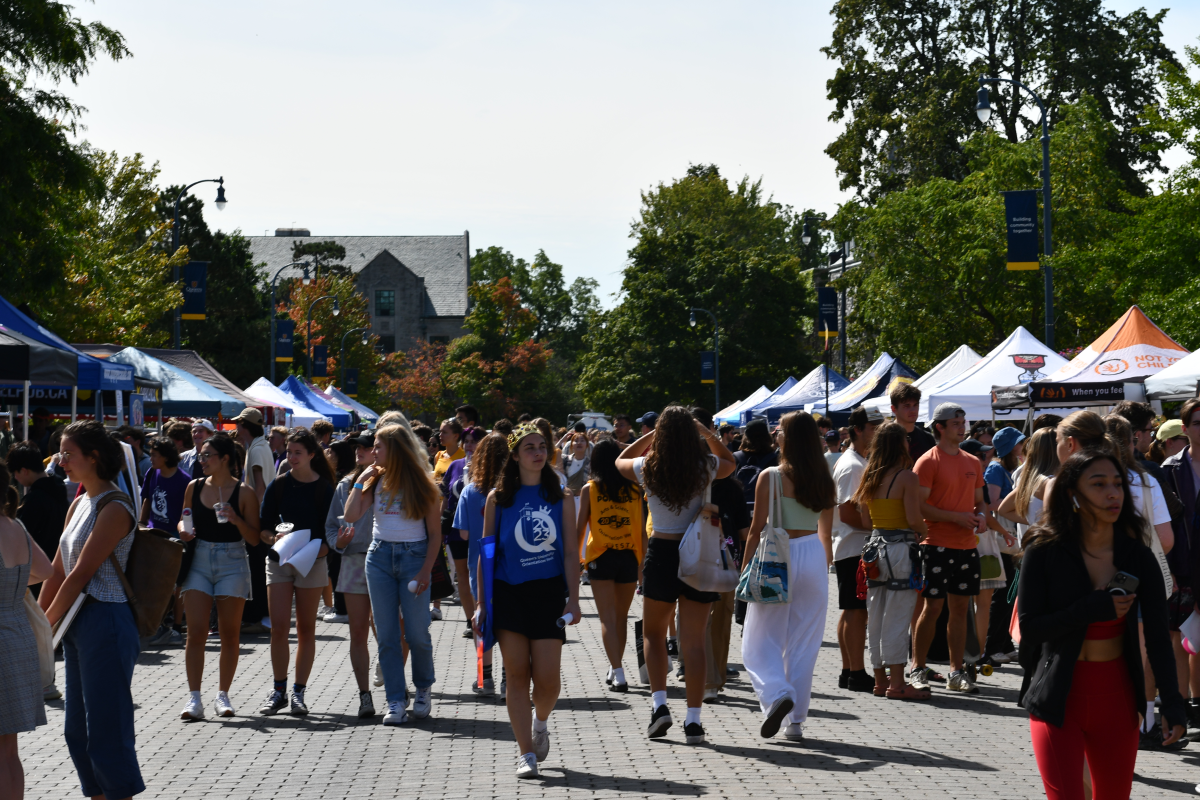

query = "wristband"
[{"left": 353, "top": 482, "right": 365, "bottom": 490}]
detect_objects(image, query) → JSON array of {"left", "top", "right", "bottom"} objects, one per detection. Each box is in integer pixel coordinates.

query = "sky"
[{"left": 65, "top": 1, "right": 1199, "bottom": 307}]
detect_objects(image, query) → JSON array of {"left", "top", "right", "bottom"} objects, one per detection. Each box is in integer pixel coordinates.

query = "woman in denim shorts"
[{"left": 177, "top": 433, "right": 261, "bottom": 720}]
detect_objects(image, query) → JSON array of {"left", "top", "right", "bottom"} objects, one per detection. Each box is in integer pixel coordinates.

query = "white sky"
[{"left": 66, "top": 1, "right": 1198, "bottom": 306}]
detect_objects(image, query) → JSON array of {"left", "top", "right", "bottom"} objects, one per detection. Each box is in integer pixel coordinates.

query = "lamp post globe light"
[
  {"left": 171, "top": 177, "right": 227, "bottom": 349},
  {"left": 976, "top": 76, "right": 1055, "bottom": 348},
  {"left": 306, "top": 295, "right": 340, "bottom": 381},
  {"left": 269, "top": 262, "right": 312, "bottom": 384},
  {"left": 688, "top": 307, "right": 720, "bottom": 411}
]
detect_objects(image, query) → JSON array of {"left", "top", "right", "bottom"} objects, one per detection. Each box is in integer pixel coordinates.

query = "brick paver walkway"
[{"left": 23, "top": 576, "right": 1200, "bottom": 798}]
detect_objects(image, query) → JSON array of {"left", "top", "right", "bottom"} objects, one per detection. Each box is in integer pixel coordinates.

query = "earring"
[{"left": 1071, "top": 495, "right": 1080, "bottom": 513}]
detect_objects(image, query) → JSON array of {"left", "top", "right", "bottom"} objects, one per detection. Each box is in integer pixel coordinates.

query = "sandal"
[
  {"left": 872, "top": 683, "right": 887, "bottom": 697},
  {"left": 886, "top": 684, "right": 932, "bottom": 701}
]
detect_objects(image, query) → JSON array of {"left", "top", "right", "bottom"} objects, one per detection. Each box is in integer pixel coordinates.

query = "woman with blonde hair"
[
  {"left": 344, "top": 420, "right": 443, "bottom": 727},
  {"left": 741, "top": 411, "right": 836, "bottom": 739},
  {"left": 998, "top": 427, "right": 1060, "bottom": 543}
]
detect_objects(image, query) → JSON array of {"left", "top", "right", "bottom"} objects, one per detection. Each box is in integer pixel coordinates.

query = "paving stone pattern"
[{"left": 24, "top": 575, "right": 1200, "bottom": 798}]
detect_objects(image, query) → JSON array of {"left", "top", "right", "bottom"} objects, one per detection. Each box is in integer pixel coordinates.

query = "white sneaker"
[
  {"left": 213, "top": 691, "right": 235, "bottom": 717},
  {"left": 43, "top": 684, "right": 62, "bottom": 701},
  {"left": 947, "top": 670, "right": 979, "bottom": 694},
  {"left": 989, "top": 652, "right": 1012, "bottom": 664},
  {"left": 374, "top": 661, "right": 385, "bottom": 687},
  {"left": 323, "top": 612, "right": 349, "bottom": 623},
  {"left": 316, "top": 605, "right": 330, "bottom": 620},
  {"left": 411, "top": 687, "right": 432, "bottom": 719},
  {"left": 516, "top": 752, "right": 539, "bottom": 779},
  {"left": 702, "top": 687, "right": 719, "bottom": 704},
  {"left": 382, "top": 700, "right": 407, "bottom": 726},
  {"left": 180, "top": 694, "right": 205, "bottom": 720},
  {"left": 532, "top": 726, "right": 550, "bottom": 762},
  {"left": 783, "top": 723, "right": 804, "bottom": 741},
  {"left": 430, "top": 607, "right": 443, "bottom": 621}
]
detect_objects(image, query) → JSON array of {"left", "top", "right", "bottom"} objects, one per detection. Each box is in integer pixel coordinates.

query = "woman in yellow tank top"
[
  {"left": 576, "top": 439, "right": 646, "bottom": 693},
  {"left": 852, "top": 421, "right": 929, "bottom": 700}
]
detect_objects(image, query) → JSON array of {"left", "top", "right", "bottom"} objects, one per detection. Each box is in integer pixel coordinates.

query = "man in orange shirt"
[{"left": 909, "top": 402, "right": 987, "bottom": 695}]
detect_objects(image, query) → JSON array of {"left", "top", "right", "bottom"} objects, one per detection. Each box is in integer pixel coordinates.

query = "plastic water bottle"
[{"left": 180, "top": 508, "right": 194, "bottom": 535}]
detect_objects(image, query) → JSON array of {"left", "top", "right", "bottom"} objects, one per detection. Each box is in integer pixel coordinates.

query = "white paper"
[
  {"left": 51, "top": 592, "right": 87, "bottom": 650},
  {"left": 272, "top": 529, "right": 322, "bottom": 577}
]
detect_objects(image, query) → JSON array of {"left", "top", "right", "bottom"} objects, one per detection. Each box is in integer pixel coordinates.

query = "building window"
[
  {"left": 429, "top": 336, "right": 450, "bottom": 345},
  {"left": 377, "top": 335, "right": 396, "bottom": 354},
  {"left": 375, "top": 290, "right": 395, "bottom": 317}
]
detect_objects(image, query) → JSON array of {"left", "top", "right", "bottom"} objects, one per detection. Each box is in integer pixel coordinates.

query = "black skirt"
[{"left": 492, "top": 577, "right": 568, "bottom": 641}]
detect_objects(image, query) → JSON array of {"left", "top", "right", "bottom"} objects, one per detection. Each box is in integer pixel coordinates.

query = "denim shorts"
[{"left": 180, "top": 539, "right": 252, "bottom": 599}]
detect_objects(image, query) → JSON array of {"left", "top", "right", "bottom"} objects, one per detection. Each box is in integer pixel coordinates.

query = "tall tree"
[
  {"left": 2, "top": 0, "right": 129, "bottom": 309},
  {"left": 578, "top": 165, "right": 816, "bottom": 415},
  {"left": 824, "top": 0, "right": 1179, "bottom": 199}
]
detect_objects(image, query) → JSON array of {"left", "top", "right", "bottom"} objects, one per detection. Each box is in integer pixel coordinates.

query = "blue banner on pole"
[
  {"left": 343, "top": 368, "right": 359, "bottom": 397},
  {"left": 181, "top": 262, "right": 207, "bottom": 320},
  {"left": 276, "top": 320, "right": 294, "bottom": 362},
  {"left": 700, "top": 351, "right": 716, "bottom": 384},
  {"left": 1005, "top": 190, "right": 1039, "bottom": 270},
  {"left": 312, "top": 345, "right": 328, "bottom": 377},
  {"left": 817, "top": 287, "right": 839, "bottom": 338}
]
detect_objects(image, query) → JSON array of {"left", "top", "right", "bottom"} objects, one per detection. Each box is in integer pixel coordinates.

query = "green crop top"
[{"left": 769, "top": 469, "right": 822, "bottom": 530}]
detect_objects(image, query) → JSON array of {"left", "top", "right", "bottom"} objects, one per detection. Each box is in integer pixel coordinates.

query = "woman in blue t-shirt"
[
  {"left": 477, "top": 423, "right": 580, "bottom": 779},
  {"left": 452, "top": 433, "right": 511, "bottom": 696}
]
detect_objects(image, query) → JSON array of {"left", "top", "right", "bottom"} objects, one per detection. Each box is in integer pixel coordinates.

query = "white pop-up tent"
[
  {"left": 920, "top": 326, "right": 1068, "bottom": 422},
  {"left": 863, "top": 344, "right": 981, "bottom": 417},
  {"left": 715, "top": 385, "right": 772, "bottom": 426},
  {"left": 1147, "top": 350, "right": 1200, "bottom": 401}
]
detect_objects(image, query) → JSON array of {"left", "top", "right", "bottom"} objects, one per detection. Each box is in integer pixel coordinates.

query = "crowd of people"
[{"left": 1, "top": 387, "right": 1198, "bottom": 795}]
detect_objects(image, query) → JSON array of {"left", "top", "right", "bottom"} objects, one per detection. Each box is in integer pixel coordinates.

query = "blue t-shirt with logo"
[
  {"left": 140, "top": 468, "right": 191, "bottom": 530},
  {"left": 494, "top": 484, "right": 565, "bottom": 585}
]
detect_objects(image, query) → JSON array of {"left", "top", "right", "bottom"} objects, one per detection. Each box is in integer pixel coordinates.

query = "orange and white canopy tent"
[{"left": 1046, "top": 306, "right": 1188, "bottom": 383}]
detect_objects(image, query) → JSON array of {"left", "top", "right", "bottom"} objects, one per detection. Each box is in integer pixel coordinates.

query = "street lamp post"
[
  {"left": 976, "top": 76, "right": 1054, "bottom": 349},
  {"left": 269, "top": 261, "right": 312, "bottom": 384},
  {"left": 340, "top": 328, "right": 370, "bottom": 389},
  {"left": 170, "top": 177, "right": 227, "bottom": 350},
  {"left": 689, "top": 307, "right": 720, "bottom": 412},
  {"left": 306, "top": 295, "right": 341, "bottom": 381}
]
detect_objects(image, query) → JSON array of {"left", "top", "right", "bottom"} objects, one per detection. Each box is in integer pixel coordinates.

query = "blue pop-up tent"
[
  {"left": 805, "top": 352, "right": 920, "bottom": 425},
  {"left": 278, "top": 376, "right": 352, "bottom": 428},
  {"left": 107, "top": 348, "right": 244, "bottom": 417},
  {"left": 736, "top": 377, "right": 799, "bottom": 426},
  {"left": 754, "top": 365, "right": 851, "bottom": 424},
  {"left": 322, "top": 384, "right": 379, "bottom": 424},
  {"left": 0, "top": 294, "right": 133, "bottom": 391}
]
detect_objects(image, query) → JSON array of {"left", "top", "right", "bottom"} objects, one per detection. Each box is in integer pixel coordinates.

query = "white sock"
[
  {"left": 533, "top": 715, "right": 548, "bottom": 733},
  {"left": 685, "top": 706, "right": 701, "bottom": 726},
  {"left": 612, "top": 667, "right": 626, "bottom": 685},
  {"left": 651, "top": 690, "right": 668, "bottom": 711},
  {"left": 190, "top": 690, "right": 201, "bottom": 703},
  {"left": 1143, "top": 702, "right": 1156, "bottom": 733}
]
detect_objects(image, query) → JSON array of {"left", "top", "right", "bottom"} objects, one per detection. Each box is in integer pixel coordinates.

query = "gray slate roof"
[{"left": 246, "top": 234, "right": 470, "bottom": 317}]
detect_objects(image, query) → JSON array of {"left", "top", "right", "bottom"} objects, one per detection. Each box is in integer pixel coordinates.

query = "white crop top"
[
  {"left": 372, "top": 489, "right": 428, "bottom": 542},
  {"left": 632, "top": 454, "right": 719, "bottom": 534}
]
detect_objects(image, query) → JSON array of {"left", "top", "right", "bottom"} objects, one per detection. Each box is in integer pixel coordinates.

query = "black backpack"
[{"left": 734, "top": 451, "right": 776, "bottom": 505}]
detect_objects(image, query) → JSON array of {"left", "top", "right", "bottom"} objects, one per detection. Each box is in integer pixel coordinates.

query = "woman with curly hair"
[
  {"left": 741, "top": 411, "right": 836, "bottom": 740},
  {"left": 616, "top": 406, "right": 736, "bottom": 744}
]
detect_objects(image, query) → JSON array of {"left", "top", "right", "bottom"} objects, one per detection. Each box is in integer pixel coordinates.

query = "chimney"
[{"left": 275, "top": 227, "right": 311, "bottom": 237}]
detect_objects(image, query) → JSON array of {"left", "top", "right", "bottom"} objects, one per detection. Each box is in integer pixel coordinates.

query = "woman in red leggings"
[{"left": 1017, "top": 449, "right": 1185, "bottom": 800}]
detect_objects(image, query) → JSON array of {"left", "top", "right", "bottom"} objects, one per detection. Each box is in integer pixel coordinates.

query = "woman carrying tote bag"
[{"left": 741, "top": 411, "right": 835, "bottom": 741}]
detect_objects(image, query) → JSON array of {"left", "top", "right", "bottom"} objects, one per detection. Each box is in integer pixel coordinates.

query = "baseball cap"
[
  {"left": 232, "top": 408, "right": 264, "bottom": 425},
  {"left": 824, "top": 430, "right": 840, "bottom": 445},
  {"left": 856, "top": 405, "right": 885, "bottom": 424},
  {"left": 931, "top": 402, "right": 966, "bottom": 422},
  {"left": 636, "top": 411, "right": 659, "bottom": 427},
  {"left": 960, "top": 439, "right": 994, "bottom": 457},
  {"left": 191, "top": 419, "right": 216, "bottom": 433},
  {"left": 1157, "top": 419, "right": 1185, "bottom": 441},
  {"left": 348, "top": 432, "right": 375, "bottom": 449},
  {"left": 992, "top": 427, "right": 1026, "bottom": 457}
]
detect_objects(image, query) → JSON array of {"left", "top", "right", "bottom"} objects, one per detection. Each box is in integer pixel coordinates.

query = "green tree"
[
  {"left": 824, "top": 0, "right": 1178, "bottom": 199},
  {"left": 578, "top": 165, "right": 816, "bottom": 415},
  {"left": 291, "top": 240, "right": 350, "bottom": 276},
  {"left": 154, "top": 186, "right": 272, "bottom": 389},
  {"left": 2, "top": 0, "right": 129, "bottom": 309}
]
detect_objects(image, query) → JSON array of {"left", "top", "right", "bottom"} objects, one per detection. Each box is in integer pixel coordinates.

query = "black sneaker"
[
  {"left": 760, "top": 696, "right": 794, "bottom": 739},
  {"left": 258, "top": 689, "right": 287, "bottom": 716},
  {"left": 1140, "top": 725, "right": 1164, "bottom": 751},
  {"left": 1187, "top": 702, "right": 1200, "bottom": 731},
  {"left": 666, "top": 637, "right": 679, "bottom": 658},
  {"left": 684, "top": 721, "right": 705, "bottom": 744},
  {"left": 846, "top": 670, "right": 876, "bottom": 693},
  {"left": 647, "top": 704, "right": 673, "bottom": 738},
  {"left": 838, "top": 668, "right": 850, "bottom": 689},
  {"left": 675, "top": 663, "right": 685, "bottom": 680},
  {"left": 726, "top": 666, "right": 740, "bottom": 678}
]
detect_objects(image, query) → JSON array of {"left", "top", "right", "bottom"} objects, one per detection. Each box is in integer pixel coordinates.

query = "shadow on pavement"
[{"left": 535, "top": 766, "right": 706, "bottom": 794}]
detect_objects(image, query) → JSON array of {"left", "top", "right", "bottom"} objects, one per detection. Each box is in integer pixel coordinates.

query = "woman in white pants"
[{"left": 741, "top": 411, "right": 835, "bottom": 741}]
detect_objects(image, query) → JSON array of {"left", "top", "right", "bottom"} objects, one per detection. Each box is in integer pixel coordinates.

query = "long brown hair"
[
  {"left": 778, "top": 411, "right": 836, "bottom": 511},
  {"left": 642, "top": 405, "right": 711, "bottom": 512},
  {"left": 1014, "top": 427, "right": 1059, "bottom": 518},
  {"left": 1058, "top": 410, "right": 1109, "bottom": 452},
  {"left": 470, "top": 433, "right": 510, "bottom": 494},
  {"left": 495, "top": 430, "right": 564, "bottom": 508},
  {"left": 852, "top": 421, "right": 912, "bottom": 507},
  {"left": 287, "top": 428, "right": 335, "bottom": 485},
  {"left": 1024, "top": 450, "right": 1147, "bottom": 551},
  {"left": 532, "top": 417, "right": 558, "bottom": 466},
  {"left": 374, "top": 424, "right": 441, "bottom": 520}
]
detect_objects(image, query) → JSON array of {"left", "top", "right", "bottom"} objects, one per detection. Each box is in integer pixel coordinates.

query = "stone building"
[{"left": 247, "top": 230, "right": 471, "bottom": 354}]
